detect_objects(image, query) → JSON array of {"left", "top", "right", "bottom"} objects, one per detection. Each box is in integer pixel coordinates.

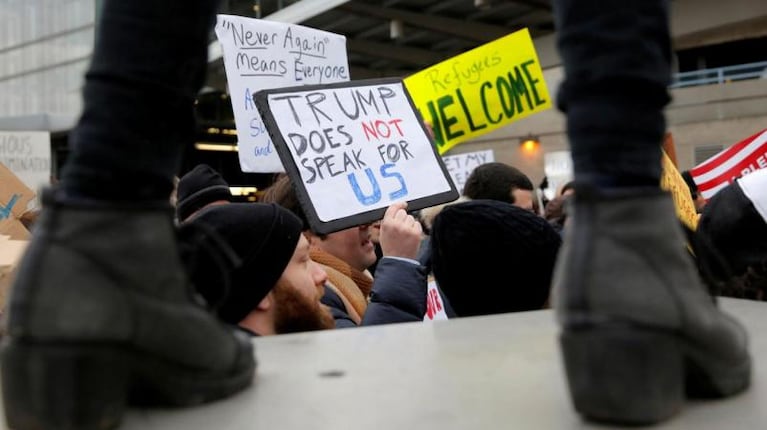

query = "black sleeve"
[{"left": 361, "top": 258, "right": 429, "bottom": 326}]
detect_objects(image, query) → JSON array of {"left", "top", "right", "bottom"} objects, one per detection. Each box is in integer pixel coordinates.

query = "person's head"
[
  {"left": 254, "top": 233, "right": 335, "bottom": 334},
  {"left": 185, "top": 203, "right": 333, "bottom": 335},
  {"left": 430, "top": 200, "right": 562, "bottom": 317},
  {"left": 462, "top": 162, "right": 535, "bottom": 211},
  {"left": 544, "top": 194, "right": 570, "bottom": 233},
  {"left": 176, "top": 164, "right": 232, "bottom": 221},
  {"left": 694, "top": 169, "right": 767, "bottom": 297},
  {"left": 261, "top": 174, "right": 377, "bottom": 272}
]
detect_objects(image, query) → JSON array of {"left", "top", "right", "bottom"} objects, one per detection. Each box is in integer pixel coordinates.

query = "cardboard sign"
[
  {"left": 691, "top": 128, "right": 767, "bottom": 200},
  {"left": 0, "top": 219, "right": 30, "bottom": 241},
  {"left": 215, "top": 15, "right": 349, "bottom": 173},
  {"left": 441, "top": 149, "right": 494, "bottom": 193},
  {"left": 0, "top": 234, "right": 28, "bottom": 313},
  {"left": 255, "top": 78, "right": 459, "bottom": 234},
  {"left": 660, "top": 150, "right": 699, "bottom": 231},
  {"left": 0, "top": 131, "right": 51, "bottom": 200},
  {"left": 404, "top": 28, "right": 552, "bottom": 155},
  {"left": 0, "top": 163, "right": 35, "bottom": 222}
]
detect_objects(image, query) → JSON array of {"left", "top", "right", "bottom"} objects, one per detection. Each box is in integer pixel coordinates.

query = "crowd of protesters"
[{"left": 1, "top": 0, "right": 764, "bottom": 428}]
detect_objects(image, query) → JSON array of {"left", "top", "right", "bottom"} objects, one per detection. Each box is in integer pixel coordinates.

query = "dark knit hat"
[
  {"left": 176, "top": 164, "right": 232, "bottom": 221},
  {"left": 186, "top": 202, "right": 304, "bottom": 324},
  {"left": 430, "top": 200, "right": 562, "bottom": 317},
  {"left": 695, "top": 170, "right": 767, "bottom": 283}
]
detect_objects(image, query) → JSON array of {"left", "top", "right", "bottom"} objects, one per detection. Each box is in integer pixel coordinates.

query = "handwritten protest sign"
[
  {"left": 441, "top": 149, "right": 494, "bottom": 193},
  {"left": 0, "top": 163, "right": 35, "bottom": 221},
  {"left": 0, "top": 163, "right": 35, "bottom": 240},
  {"left": 423, "top": 277, "right": 448, "bottom": 321},
  {"left": 660, "top": 150, "right": 699, "bottom": 231},
  {"left": 215, "top": 15, "right": 349, "bottom": 173},
  {"left": 543, "top": 150, "right": 573, "bottom": 200},
  {"left": 0, "top": 131, "right": 51, "bottom": 201},
  {"left": 404, "top": 28, "right": 551, "bottom": 155},
  {"left": 690, "top": 128, "right": 767, "bottom": 200},
  {"left": 255, "top": 78, "right": 459, "bottom": 234}
]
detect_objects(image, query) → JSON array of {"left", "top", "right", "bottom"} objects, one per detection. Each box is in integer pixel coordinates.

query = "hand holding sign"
[
  {"left": 255, "top": 77, "right": 458, "bottom": 234},
  {"left": 379, "top": 201, "right": 422, "bottom": 261}
]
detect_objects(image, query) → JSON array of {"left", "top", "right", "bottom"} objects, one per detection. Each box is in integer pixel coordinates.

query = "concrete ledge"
[{"left": 86, "top": 298, "right": 767, "bottom": 430}]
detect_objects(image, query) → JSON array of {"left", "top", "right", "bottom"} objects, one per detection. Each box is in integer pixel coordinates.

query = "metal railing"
[{"left": 670, "top": 60, "right": 767, "bottom": 89}]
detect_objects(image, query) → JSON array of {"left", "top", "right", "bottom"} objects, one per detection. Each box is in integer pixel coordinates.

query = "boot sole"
[
  {"left": 1, "top": 339, "right": 255, "bottom": 430},
  {"left": 560, "top": 326, "right": 750, "bottom": 425}
]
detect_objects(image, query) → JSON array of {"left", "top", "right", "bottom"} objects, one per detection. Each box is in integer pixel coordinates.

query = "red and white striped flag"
[{"left": 690, "top": 128, "right": 767, "bottom": 200}]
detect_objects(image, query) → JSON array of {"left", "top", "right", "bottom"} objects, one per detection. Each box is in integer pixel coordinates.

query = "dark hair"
[
  {"left": 260, "top": 174, "right": 327, "bottom": 239},
  {"left": 462, "top": 162, "right": 533, "bottom": 205},
  {"left": 694, "top": 180, "right": 767, "bottom": 284},
  {"left": 711, "top": 257, "right": 767, "bottom": 301}
]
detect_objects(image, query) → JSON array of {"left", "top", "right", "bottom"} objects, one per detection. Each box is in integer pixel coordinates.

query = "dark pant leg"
[
  {"left": 61, "top": 0, "right": 219, "bottom": 201},
  {"left": 553, "top": 0, "right": 671, "bottom": 188}
]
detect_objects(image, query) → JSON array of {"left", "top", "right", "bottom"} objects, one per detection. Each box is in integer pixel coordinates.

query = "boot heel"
[
  {"left": 1, "top": 341, "right": 129, "bottom": 430},
  {"left": 560, "top": 327, "right": 684, "bottom": 425}
]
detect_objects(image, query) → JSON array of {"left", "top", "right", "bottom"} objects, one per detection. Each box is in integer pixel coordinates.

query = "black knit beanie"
[
  {"left": 430, "top": 200, "right": 562, "bottom": 317},
  {"left": 695, "top": 171, "right": 767, "bottom": 283},
  {"left": 186, "top": 202, "right": 304, "bottom": 324},
  {"left": 176, "top": 164, "right": 232, "bottom": 221}
]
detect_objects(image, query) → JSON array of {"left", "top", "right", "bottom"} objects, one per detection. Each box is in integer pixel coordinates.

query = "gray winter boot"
[
  {"left": 553, "top": 187, "right": 751, "bottom": 425},
  {"left": 1, "top": 190, "right": 255, "bottom": 430}
]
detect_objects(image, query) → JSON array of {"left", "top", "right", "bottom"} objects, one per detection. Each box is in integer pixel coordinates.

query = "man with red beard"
[
  {"left": 261, "top": 174, "right": 427, "bottom": 328},
  {"left": 182, "top": 202, "right": 334, "bottom": 335}
]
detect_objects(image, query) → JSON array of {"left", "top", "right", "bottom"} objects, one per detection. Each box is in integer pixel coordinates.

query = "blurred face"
[
  {"left": 316, "top": 224, "right": 376, "bottom": 272},
  {"left": 511, "top": 188, "right": 535, "bottom": 212},
  {"left": 272, "top": 235, "right": 334, "bottom": 334}
]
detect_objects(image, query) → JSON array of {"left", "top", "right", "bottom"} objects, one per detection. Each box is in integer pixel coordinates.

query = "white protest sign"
[
  {"left": 423, "top": 278, "right": 448, "bottom": 321},
  {"left": 543, "top": 150, "right": 573, "bottom": 200},
  {"left": 256, "top": 78, "right": 459, "bottom": 234},
  {"left": 215, "top": 15, "right": 349, "bottom": 173},
  {"left": 0, "top": 131, "right": 51, "bottom": 204},
  {"left": 441, "top": 149, "right": 494, "bottom": 193}
]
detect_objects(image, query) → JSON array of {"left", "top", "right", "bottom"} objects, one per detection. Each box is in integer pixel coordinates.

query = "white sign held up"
[
  {"left": 441, "top": 150, "right": 494, "bottom": 193},
  {"left": 215, "top": 15, "right": 349, "bottom": 173},
  {"left": 255, "top": 78, "right": 459, "bottom": 234}
]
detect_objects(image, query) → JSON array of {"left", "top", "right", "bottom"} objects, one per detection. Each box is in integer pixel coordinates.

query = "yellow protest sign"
[
  {"left": 404, "top": 28, "right": 552, "bottom": 155},
  {"left": 660, "top": 150, "right": 699, "bottom": 231}
]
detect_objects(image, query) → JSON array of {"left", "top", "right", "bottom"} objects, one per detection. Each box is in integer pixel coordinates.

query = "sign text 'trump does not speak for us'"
[
  {"left": 256, "top": 78, "right": 457, "bottom": 234},
  {"left": 404, "top": 28, "right": 552, "bottom": 155}
]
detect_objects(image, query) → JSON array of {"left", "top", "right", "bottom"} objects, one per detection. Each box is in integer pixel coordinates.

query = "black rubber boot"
[
  {"left": 553, "top": 187, "right": 751, "bottom": 425},
  {"left": 1, "top": 190, "right": 255, "bottom": 430}
]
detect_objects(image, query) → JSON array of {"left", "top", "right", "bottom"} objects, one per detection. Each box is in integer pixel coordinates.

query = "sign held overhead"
[
  {"left": 404, "top": 28, "right": 552, "bottom": 155},
  {"left": 215, "top": 15, "right": 349, "bottom": 173},
  {"left": 255, "top": 77, "right": 459, "bottom": 234}
]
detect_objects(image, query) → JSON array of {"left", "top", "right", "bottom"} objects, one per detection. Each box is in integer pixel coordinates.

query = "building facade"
[
  {"left": 0, "top": 0, "right": 94, "bottom": 118},
  {"left": 0, "top": 0, "right": 765, "bottom": 185}
]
